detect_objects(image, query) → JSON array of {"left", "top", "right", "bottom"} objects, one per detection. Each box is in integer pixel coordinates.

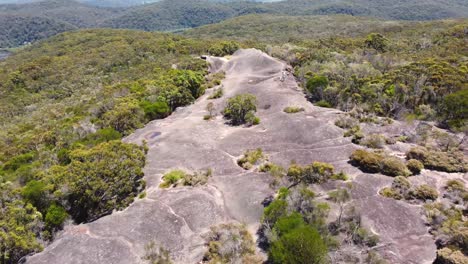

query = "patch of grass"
[
  {"left": 283, "top": 106, "right": 305, "bottom": 114},
  {"left": 159, "top": 170, "right": 186, "bottom": 188}
]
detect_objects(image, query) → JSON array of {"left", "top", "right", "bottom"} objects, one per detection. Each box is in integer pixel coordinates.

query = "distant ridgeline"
[{"left": 1, "top": 0, "right": 468, "bottom": 47}]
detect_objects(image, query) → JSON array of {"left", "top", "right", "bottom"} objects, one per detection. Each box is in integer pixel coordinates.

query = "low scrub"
[
  {"left": 203, "top": 223, "right": 260, "bottom": 264},
  {"left": 283, "top": 106, "right": 305, "bottom": 114},
  {"left": 238, "top": 148, "right": 265, "bottom": 170},
  {"left": 406, "top": 147, "right": 467, "bottom": 173},
  {"left": 350, "top": 149, "right": 411, "bottom": 176},
  {"left": 159, "top": 169, "right": 212, "bottom": 188}
]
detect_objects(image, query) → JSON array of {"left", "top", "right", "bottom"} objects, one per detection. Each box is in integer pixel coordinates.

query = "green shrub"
[
  {"left": 283, "top": 106, "right": 305, "bottom": 114},
  {"left": 2, "top": 152, "right": 35, "bottom": 172},
  {"left": 140, "top": 100, "right": 171, "bottom": 120},
  {"left": 445, "top": 180, "right": 466, "bottom": 193},
  {"left": 349, "top": 149, "right": 383, "bottom": 173},
  {"left": 410, "top": 184, "right": 439, "bottom": 201},
  {"left": 237, "top": 148, "right": 265, "bottom": 170},
  {"left": 22, "top": 180, "right": 49, "bottom": 212},
  {"left": 315, "top": 100, "right": 332, "bottom": 108},
  {"left": 45, "top": 204, "right": 68, "bottom": 229},
  {"left": 287, "top": 161, "right": 335, "bottom": 186},
  {"left": 208, "top": 41, "right": 240, "bottom": 57},
  {"left": 269, "top": 225, "right": 328, "bottom": 264},
  {"left": 223, "top": 94, "right": 257, "bottom": 125},
  {"left": 406, "top": 147, "right": 467, "bottom": 173},
  {"left": 66, "top": 141, "right": 146, "bottom": 223},
  {"left": 379, "top": 187, "right": 403, "bottom": 200},
  {"left": 381, "top": 157, "right": 410, "bottom": 177},
  {"left": 245, "top": 111, "right": 260, "bottom": 126},
  {"left": 440, "top": 88, "right": 468, "bottom": 130},
  {"left": 306, "top": 75, "right": 329, "bottom": 101},
  {"left": 365, "top": 33, "right": 389, "bottom": 52},
  {"left": 436, "top": 247, "right": 468, "bottom": 264},
  {"left": 361, "top": 134, "right": 386, "bottom": 149},
  {"left": 406, "top": 159, "right": 424, "bottom": 175}
]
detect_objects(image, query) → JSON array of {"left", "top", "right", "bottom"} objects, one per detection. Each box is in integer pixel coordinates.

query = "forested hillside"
[
  {"left": 186, "top": 16, "right": 468, "bottom": 131},
  {"left": 1, "top": 0, "right": 467, "bottom": 47},
  {"left": 0, "top": 15, "right": 76, "bottom": 47},
  {"left": 0, "top": 3, "right": 466, "bottom": 261},
  {"left": 0, "top": 29, "right": 239, "bottom": 262}
]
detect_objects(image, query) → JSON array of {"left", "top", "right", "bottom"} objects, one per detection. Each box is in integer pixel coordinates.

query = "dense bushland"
[{"left": 0, "top": 29, "right": 233, "bottom": 262}]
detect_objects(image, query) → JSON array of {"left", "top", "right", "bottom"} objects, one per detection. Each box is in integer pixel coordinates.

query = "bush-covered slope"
[
  {"left": 0, "top": 15, "right": 77, "bottom": 47},
  {"left": 101, "top": 0, "right": 241, "bottom": 31},
  {"left": 0, "top": 29, "right": 237, "bottom": 262}
]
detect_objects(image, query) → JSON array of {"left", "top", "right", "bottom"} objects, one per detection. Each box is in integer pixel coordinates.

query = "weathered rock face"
[{"left": 26, "top": 49, "right": 438, "bottom": 263}]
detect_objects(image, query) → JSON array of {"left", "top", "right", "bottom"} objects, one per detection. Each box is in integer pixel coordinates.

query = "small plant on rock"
[
  {"left": 283, "top": 106, "right": 305, "bottom": 114},
  {"left": 410, "top": 184, "right": 439, "bottom": 201},
  {"left": 237, "top": 148, "right": 265, "bottom": 170}
]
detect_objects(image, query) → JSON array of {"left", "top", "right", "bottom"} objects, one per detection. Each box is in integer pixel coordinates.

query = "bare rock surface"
[{"left": 26, "top": 49, "right": 439, "bottom": 263}]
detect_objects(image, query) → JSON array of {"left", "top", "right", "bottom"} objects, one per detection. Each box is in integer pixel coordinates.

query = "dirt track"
[{"left": 26, "top": 49, "right": 444, "bottom": 264}]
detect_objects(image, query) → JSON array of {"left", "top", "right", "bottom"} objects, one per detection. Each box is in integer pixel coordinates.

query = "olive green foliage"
[
  {"left": 349, "top": 149, "right": 384, "bottom": 173},
  {"left": 223, "top": 93, "right": 258, "bottom": 125},
  {"left": 379, "top": 176, "right": 411, "bottom": 200},
  {"left": 424, "top": 202, "right": 467, "bottom": 258},
  {"left": 45, "top": 204, "right": 68, "bottom": 229},
  {"left": 237, "top": 148, "right": 265, "bottom": 170},
  {"left": 334, "top": 116, "right": 358, "bottom": 129},
  {"left": 406, "top": 147, "right": 467, "bottom": 173},
  {"left": 204, "top": 71, "right": 225, "bottom": 89},
  {"left": 283, "top": 106, "right": 305, "bottom": 114},
  {"left": 269, "top": 223, "right": 328, "bottom": 264},
  {"left": 141, "top": 101, "right": 171, "bottom": 120},
  {"left": 261, "top": 189, "right": 329, "bottom": 264},
  {"left": 381, "top": 157, "right": 411, "bottom": 177},
  {"left": 361, "top": 134, "right": 386, "bottom": 149},
  {"left": 306, "top": 75, "right": 329, "bottom": 102},
  {"left": 365, "top": 33, "right": 389, "bottom": 52},
  {"left": 350, "top": 149, "right": 411, "bottom": 176},
  {"left": 159, "top": 169, "right": 212, "bottom": 188},
  {"left": 260, "top": 162, "right": 286, "bottom": 178},
  {"left": 410, "top": 184, "right": 439, "bottom": 201},
  {"left": 66, "top": 140, "right": 146, "bottom": 223},
  {"left": 208, "top": 41, "right": 240, "bottom": 57},
  {"left": 203, "top": 223, "right": 258, "bottom": 264},
  {"left": 142, "top": 241, "right": 173, "bottom": 264},
  {"left": 286, "top": 161, "right": 335, "bottom": 186},
  {"left": 406, "top": 159, "right": 424, "bottom": 175},
  {"left": 159, "top": 170, "right": 186, "bottom": 188},
  {"left": 440, "top": 89, "right": 468, "bottom": 129},
  {"left": 0, "top": 182, "right": 43, "bottom": 263},
  {"left": 436, "top": 247, "right": 468, "bottom": 264},
  {"left": 0, "top": 29, "right": 228, "bottom": 260}
]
